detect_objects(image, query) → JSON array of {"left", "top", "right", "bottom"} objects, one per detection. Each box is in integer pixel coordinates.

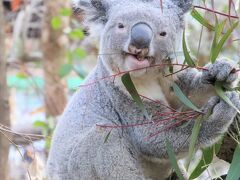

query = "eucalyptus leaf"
[
  {"left": 73, "top": 48, "right": 87, "bottom": 59},
  {"left": 104, "top": 129, "right": 112, "bottom": 144},
  {"left": 226, "top": 144, "right": 240, "bottom": 180},
  {"left": 189, "top": 141, "right": 222, "bottom": 179},
  {"left": 16, "top": 72, "right": 28, "bottom": 79},
  {"left": 172, "top": 83, "right": 201, "bottom": 113},
  {"left": 33, "top": 121, "right": 48, "bottom": 129},
  {"left": 216, "top": 19, "right": 227, "bottom": 42},
  {"left": 215, "top": 81, "right": 240, "bottom": 114},
  {"left": 210, "top": 19, "right": 227, "bottom": 63},
  {"left": 69, "top": 29, "right": 85, "bottom": 40},
  {"left": 182, "top": 31, "right": 195, "bottom": 67},
  {"left": 172, "top": 82, "right": 203, "bottom": 171},
  {"left": 121, "top": 73, "right": 150, "bottom": 119},
  {"left": 169, "top": 65, "right": 174, "bottom": 74},
  {"left": 185, "top": 115, "right": 202, "bottom": 170},
  {"left": 211, "top": 21, "right": 238, "bottom": 63},
  {"left": 51, "top": 17, "right": 62, "bottom": 30},
  {"left": 191, "top": 9, "right": 215, "bottom": 31},
  {"left": 59, "top": 64, "right": 72, "bottom": 78},
  {"left": 166, "top": 140, "right": 185, "bottom": 180},
  {"left": 60, "top": 8, "right": 72, "bottom": 16}
]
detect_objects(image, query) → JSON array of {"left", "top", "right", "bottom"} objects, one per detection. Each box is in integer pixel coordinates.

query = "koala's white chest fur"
[
  {"left": 131, "top": 73, "right": 175, "bottom": 105},
  {"left": 133, "top": 78, "right": 166, "bottom": 100}
]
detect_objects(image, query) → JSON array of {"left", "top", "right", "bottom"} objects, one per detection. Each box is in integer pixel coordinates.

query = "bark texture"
[
  {"left": 0, "top": 2, "right": 10, "bottom": 179},
  {"left": 42, "top": 0, "right": 68, "bottom": 117}
]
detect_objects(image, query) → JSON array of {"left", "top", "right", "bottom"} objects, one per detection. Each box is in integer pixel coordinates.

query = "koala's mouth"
[
  {"left": 123, "top": 52, "right": 154, "bottom": 62},
  {"left": 122, "top": 51, "right": 155, "bottom": 69}
]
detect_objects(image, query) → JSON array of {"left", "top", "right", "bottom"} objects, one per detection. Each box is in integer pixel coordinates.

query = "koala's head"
[{"left": 75, "top": 0, "right": 192, "bottom": 77}]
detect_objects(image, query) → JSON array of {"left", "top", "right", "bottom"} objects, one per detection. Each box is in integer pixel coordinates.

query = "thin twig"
[
  {"left": 0, "top": 131, "right": 32, "bottom": 180},
  {"left": 194, "top": 5, "right": 239, "bottom": 19}
]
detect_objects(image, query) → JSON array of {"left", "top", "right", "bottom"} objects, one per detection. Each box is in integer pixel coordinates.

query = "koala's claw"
[
  {"left": 203, "top": 92, "right": 240, "bottom": 125},
  {"left": 201, "top": 96, "right": 220, "bottom": 114},
  {"left": 202, "top": 59, "right": 239, "bottom": 87}
]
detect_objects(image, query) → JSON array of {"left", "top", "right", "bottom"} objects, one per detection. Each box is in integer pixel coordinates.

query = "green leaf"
[
  {"left": 172, "top": 82, "right": 201, "bottom": 113},
  {"left": 166, "top": 140, "right": 185, "bottom": 180},
  {"left": 51, "top": 17, "right": 62, "bottom": 30},
  {"left": 59, "top": 64, "right": 72, "bottom": 78},
  {"left": 210, "top": 21, "right": 238, "bottom": 63},
  {"left": 33, "top": 121, "right": 48, "bottom": 129},
  {"left": 215, "top": 20, "right": 227, "bottom": 42},
  {"left": 16, "top": 72, "right": 28, "bottom": 79},
  {"left": 169, "top": 65, "right": 174, "bottom": 74},
  {"left": 189, "top": 141, "right": 222, "bottom": 179},
  {"left": 187, "top": 110, "right": 216, "bottom": 175},
  {"left": 226, "top": 144, "right": 240, "bottom": 180},
  {"left": 191, "top": 9, "right": 215, "bottom": 31},
  {"left": 167, "top": 51, "right": 185, "bottom": 60},
  {"left": 60, "top": 8, "right": 72, "bottom": 16},
  {"left": 104, "top": 129, "right": 112, "bottom": 144},
  {"left": 72, "top": 66, "right": 87, "bottom": 79},
  {"left": 45, "top": 136, "right": 52, "bottom": 149},
  {"left": 182, "top": 30, "right": 195, "bottom": 67},
  {"left": 73, "top": 48, "right": 87, "bottom": 59},
  {"left": 121, "top": 73, "right": 150, "bottom": 119},
  {"left": 215, "top": 81, "right": 240, "bottom": 114},
  {"left": 210, "top": 19, "right": 227, "bottom": 63},
  {"left": 48, "top": 117, "right": 55, "bottom": 130},
  {"left": 185, "top": 115, "right": 202, "bottom": 170},
  {"left": 69, "top": 29, "right": 85, "bottom": 40}
]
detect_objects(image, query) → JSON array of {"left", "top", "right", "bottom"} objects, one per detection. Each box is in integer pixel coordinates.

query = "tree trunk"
[
  {"left": 0, "top": 2, "right": 11, "bottom": 180},
  {"left": 41, "top": 0, "right": 68, "bottom": 117}
]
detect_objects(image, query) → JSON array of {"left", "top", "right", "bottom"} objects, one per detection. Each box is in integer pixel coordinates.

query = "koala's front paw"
[
  {"left": 202, "top": 59, "right": 239, "bottom": 88},
  {"left": 202, "top": 92, "right": 240, "bottom": 132}
]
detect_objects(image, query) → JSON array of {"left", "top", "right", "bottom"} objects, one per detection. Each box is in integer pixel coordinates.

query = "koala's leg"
[{"left": 67, "top": 127, "right": 145, "bottom": 180}]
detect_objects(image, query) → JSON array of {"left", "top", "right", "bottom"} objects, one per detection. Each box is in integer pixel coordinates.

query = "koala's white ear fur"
[
  {"left": 73, "top": 0, "right": 108, "bottom": 24},
  {"left": 172, "top": 0, "right": 193, "bottom": 13}
]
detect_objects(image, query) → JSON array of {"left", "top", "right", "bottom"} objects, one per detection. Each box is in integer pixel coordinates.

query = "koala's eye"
[
  {"left": 118, "top": 23, "right": 125, "bottom": 29},
  {"left": 159, "top": 31, "right": 167, "bottom": 37}
]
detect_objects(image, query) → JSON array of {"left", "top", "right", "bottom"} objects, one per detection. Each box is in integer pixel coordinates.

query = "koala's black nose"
[{"left": 130, "top": 23, "right": 153, "bottom": 49}]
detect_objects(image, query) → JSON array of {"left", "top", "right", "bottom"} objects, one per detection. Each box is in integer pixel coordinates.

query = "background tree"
[
  {"left": 41, "top": 0, "right": 69, "bottom": 117},
  {"left": 0, "top": 1, "right": 11, "bottom": 179}
]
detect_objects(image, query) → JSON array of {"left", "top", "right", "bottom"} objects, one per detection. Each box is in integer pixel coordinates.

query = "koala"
[{"left": 47, "top": 0, "right": 240, "bottom": 179}]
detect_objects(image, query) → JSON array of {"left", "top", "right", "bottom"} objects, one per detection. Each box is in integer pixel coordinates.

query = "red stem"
[
  {"left": 154, "top": 112, "right": 198, "bottom": 126},
  {"left": 193, "top": 5, "right": 239, "bottom": 19},
  {"left": 165, "top": 67, "right": 189, "bottom": 77},
  {"left": 155, "top": 110, "right": 195, "bottom": 117},
  {"left": 147, "top": 113, "right": 200, "bottom": 139},
  {"left": 139, "top": 94, "right": 178, "bottom": 113},
  {"left": 96, "top": 111, "right": 199, "bottom": 130},
  {"left": 79, "top": 63, "right": 209, "bottom": 88}
]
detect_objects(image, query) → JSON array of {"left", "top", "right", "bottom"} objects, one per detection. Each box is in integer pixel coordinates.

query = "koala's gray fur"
[{"left": 47, "top": 0, "right": 240, "bottom": 179}]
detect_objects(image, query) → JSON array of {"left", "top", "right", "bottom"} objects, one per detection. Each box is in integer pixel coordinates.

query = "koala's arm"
[
  {"left": 166, "top": 60, "right": 240, "bottom": 150},
  {"left": 162, "top": 92, "right": 240, "bottom": 153},
  {"left": 174, "top": 59, "right": 240, "bottom": 108},
  {"left": 67, "top": 127, "right": 145, "bottom": 180}
]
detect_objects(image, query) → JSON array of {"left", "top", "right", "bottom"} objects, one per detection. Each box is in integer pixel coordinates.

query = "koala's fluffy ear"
[
  {"left": 73, "top": 0, "right": 108, "bottom": 24},
  {"left": 171, "top": 0, "right": 193, "bottom": 13}
]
